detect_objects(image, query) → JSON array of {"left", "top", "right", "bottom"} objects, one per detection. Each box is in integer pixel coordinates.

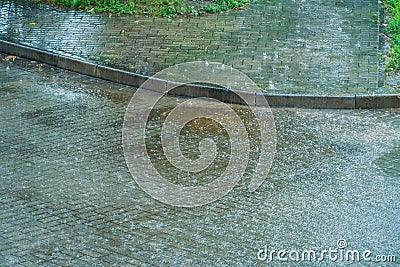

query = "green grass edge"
[
  {"left": 33, "top": 0, "right": 250, "bottom": 18},
  {"left": 384, "top": 0, "right": 400, "bottom": 71}
]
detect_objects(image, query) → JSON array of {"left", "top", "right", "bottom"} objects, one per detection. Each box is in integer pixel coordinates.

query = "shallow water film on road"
[{"left": 0, "top": 56, "right": 399, "bottom": 266}]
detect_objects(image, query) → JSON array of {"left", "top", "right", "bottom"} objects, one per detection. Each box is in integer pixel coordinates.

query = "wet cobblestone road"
[{"left": 0, "top": 56, "right": 399, "bottom": 266}]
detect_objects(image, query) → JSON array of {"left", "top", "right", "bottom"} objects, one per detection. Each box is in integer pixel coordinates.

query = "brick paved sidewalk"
[{"left": 0, "top": 0, "right": 384, "bottom": 95}]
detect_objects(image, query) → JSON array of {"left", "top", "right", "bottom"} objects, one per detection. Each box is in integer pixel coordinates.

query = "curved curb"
[{"left": 1, "top": 39, "right": 399, "bottom": 109}]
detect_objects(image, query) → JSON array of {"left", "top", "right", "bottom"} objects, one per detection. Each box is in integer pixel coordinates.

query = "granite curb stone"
[{"left": 2, "top": 40, "right": 398, "bottom": 109}]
